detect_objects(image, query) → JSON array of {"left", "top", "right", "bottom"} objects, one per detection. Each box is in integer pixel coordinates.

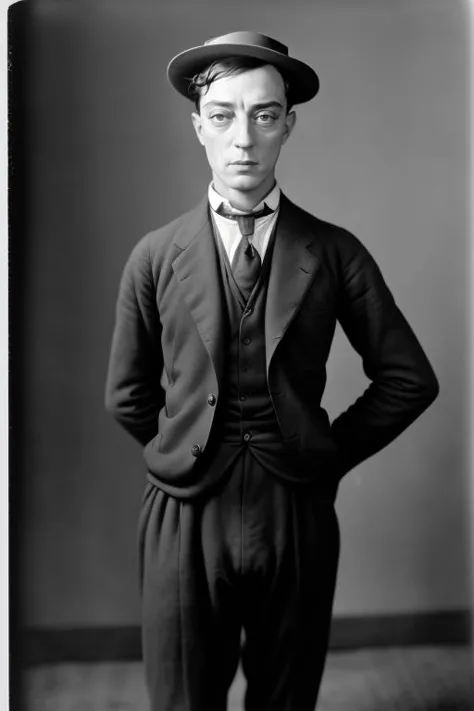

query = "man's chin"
[{"left": 225, "top": 176, "right": 264, "bottom": 192}]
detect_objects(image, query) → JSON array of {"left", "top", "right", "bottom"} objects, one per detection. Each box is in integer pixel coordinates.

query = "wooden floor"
[{"left": 23, "top": 646, "right": 473, "bottom": 711}]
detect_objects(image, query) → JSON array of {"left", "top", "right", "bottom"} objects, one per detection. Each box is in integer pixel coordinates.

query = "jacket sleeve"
[
  {"left": 104, "top": 236, "right": 165, "bottom": 446},
  {"left": 330, "top": 231, "right": 439, "bottom": 477}
]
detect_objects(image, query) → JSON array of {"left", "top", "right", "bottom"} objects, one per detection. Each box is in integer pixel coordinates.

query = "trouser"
[{"left": 138, "top": 448, "right": 340, "bottom": 711}]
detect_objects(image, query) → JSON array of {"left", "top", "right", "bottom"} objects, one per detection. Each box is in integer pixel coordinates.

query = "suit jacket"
[{"left": 105, "top": 193, "right": 439, "bottom": 489}]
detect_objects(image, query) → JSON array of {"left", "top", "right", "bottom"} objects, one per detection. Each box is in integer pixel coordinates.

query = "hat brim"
[{"left": 167, "top": 43, "right": 319, "bottom": 105}]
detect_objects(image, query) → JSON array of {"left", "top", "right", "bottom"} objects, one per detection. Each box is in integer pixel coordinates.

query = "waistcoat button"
[
  {"left": 207, "top": 394, "right": 216, "bottom": 406},
  {"left": 191, "top": 444, "right": 202, "bottom": 457},
  {"left": 243, "top": 337, "right": 252, "bottom": 345},
  {"left": 243, "top": 432, "right": 252, "bottom": 442}
]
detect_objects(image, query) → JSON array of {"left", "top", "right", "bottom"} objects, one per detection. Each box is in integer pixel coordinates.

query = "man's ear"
[
  {"left": 191, "top": 112, "right": 205, "bottom": 146},
  {"left": 281, "top": 110, "right": 297, "bottom": 145}
]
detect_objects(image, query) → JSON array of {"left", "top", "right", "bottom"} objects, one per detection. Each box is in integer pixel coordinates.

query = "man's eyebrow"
[
  {"left": 202, "top": 100, "right": 284, "bottom": 111},
  {"left": 201, "top": 101, "right": 234, "bottom": 110},
  {"left": 251, "top": 101, "right": 284, "bottom": 111}
]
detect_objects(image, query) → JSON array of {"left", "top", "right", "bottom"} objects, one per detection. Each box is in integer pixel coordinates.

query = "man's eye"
[
  {"left": 209, "top": 113, "right": 230, "bottom": 124},
  {"left": 255, "top": 113, "right": 277, "bottom": 124}
]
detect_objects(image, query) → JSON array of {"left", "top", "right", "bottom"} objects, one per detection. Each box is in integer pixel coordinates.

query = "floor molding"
[
  {"left": 329, "top": 610, "right": 471, "bottom": 650},
  {"left": 19, "top": 611, "right": 471, "bottom": 666}
]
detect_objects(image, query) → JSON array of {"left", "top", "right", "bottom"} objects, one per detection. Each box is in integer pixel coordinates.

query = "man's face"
[{"left": 191, "top": 64, "right": 296, "bottom": 203}]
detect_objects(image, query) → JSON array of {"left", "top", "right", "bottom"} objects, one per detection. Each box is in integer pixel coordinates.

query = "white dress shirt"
[{"left": 208, "top": 182, "right": 280, "bottom": 265}]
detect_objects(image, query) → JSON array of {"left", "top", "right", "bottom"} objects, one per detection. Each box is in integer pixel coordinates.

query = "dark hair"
[{"left": 187, "top": 56, "right": 293, "bottom": 112}]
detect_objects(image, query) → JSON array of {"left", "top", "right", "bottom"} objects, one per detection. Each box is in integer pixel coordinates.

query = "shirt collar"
[{"left": 208, "top": 182, "right": 280, "bottom": 215}]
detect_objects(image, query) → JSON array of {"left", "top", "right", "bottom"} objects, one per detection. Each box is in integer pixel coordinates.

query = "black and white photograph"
[{"left": 8, "top": 0, "right": 473, "bottom": 709}]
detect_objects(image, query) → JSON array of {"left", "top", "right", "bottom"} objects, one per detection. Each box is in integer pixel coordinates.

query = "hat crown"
[{"left": 204, "top": 31, "right": 289, "bottom": 57}]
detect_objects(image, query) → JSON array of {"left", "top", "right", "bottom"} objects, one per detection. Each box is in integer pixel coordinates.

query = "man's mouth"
[{"left": 230, "top": 160, "right": 258, "bottom": 165}]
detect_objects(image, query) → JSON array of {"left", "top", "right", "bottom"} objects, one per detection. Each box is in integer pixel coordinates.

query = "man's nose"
[{"left": 233, "top": 118, "right": 254, "bottom": 149}]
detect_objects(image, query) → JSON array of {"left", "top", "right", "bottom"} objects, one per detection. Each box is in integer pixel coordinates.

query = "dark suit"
[
  {"left": 105, "top": 193, "right": 439, "bottom": 710},
  {"left": 105, "top": 192, "right": 439, "bottom": 489}
]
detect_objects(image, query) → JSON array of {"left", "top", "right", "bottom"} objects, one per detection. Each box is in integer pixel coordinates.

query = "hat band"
[{"left": 204, "top": 31, "right": 289, "bottom": 57}]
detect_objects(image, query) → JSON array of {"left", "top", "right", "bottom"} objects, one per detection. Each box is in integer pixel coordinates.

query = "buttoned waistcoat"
[{"left": 105, "top": 193, "right": 439, "bottom": 496}]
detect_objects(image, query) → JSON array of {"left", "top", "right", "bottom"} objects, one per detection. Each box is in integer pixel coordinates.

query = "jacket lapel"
[
  {"left": 170, "top": 193, "right": 321, "bottom": 379},
  {"left": 171, "top": 196, "right": 225, "bottom": 383},
  {"left": 265, "top": 194, "right": 320, "bottom": 369}
]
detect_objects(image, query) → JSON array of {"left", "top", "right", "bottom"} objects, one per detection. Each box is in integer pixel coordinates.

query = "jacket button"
[
  {"left": 243, "top": 337, "right": 252, "bottom": 345},
  {"left": 191, "top": 444, "right": 202, "bottom": 457},
  {"left": 243, "top": 432, "right": 252, "bottom": 442},
  {"left": 207, "top": 394, "right": 216, "bottom": 406}
]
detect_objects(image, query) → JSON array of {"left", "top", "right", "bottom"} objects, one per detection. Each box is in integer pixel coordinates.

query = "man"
[{"left": 105, "top": 31, "right": 439, "bottom": 711}]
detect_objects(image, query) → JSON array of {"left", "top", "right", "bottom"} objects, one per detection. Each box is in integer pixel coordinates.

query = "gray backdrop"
[{"left": 16, "top": 0, "right": 470, "bottom": 629}]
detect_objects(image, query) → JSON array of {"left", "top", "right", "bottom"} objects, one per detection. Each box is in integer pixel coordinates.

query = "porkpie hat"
[{"left": 167, "top": 31, "right": 319, "bottom": 104}]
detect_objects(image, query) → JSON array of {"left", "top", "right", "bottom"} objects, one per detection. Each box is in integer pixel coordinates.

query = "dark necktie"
[{"left": 216, "top": 202, "right": 273, "bottom": 300}]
